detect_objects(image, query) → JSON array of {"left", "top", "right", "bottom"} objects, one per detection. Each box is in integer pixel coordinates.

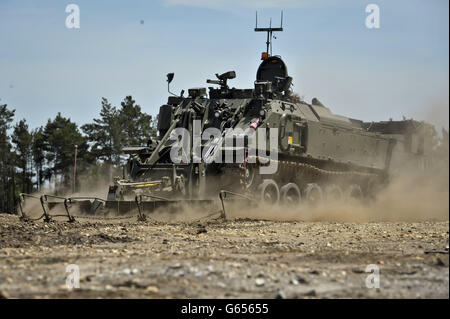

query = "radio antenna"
[{"left": 255, "top": 10, "right": 283, "bottom": 57}]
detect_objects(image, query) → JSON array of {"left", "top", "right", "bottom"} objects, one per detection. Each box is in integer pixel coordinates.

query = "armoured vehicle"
[
  {"left": 107, "top": 22, "right": 438, "bottom": 210},
  {"left": 19, "top": 19, "right": 440, "bottom": 220}
]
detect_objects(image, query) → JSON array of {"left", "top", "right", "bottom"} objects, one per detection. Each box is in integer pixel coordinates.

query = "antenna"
[{"left": 255, "top": 10, "right": 283, "bottom": 57}]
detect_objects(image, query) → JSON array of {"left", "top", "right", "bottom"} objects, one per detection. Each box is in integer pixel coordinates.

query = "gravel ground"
[{"left": 0, "top": 213, "right": 448, "bottom": 299}]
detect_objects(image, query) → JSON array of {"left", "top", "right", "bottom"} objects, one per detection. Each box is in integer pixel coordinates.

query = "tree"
[
  {"left": 0, "top": 103, "right": 16, "bottom": 213},
  {"left": 81, "top": 98, "right": 123, "bottom": 165},
  {"left": 12, "top": 119, "right": 33, "bottom": 194},
  {"left": 43, "top": 113, "right": 92, "bottom": 192},
  {"left": 31, "top": 127, "right": 46, "bottom": 191},
  {"left": 83, "top": 96, "right": 157, "bottom": 168},
  {"left": 118, "top": 96, "right": 157, "bottom": 148}
]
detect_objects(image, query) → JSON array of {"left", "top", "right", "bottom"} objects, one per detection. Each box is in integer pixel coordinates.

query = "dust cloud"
[
  {"left": 141, "top": 153, "right": 449, "bottom": 223},
  {"left": 418, "top": 94, "right": 449, "bottom": 133},
  {"left": 220, "top": 99, "right": 449, "bottom": 223},
  {"left": 223, "top": 166, "right": 449, "bottom": 223},
  {"left": 21, "top": 164, "right": 448, "bottom": 223},
  {"left": 20, "top": 146, "right": 449, "bottom": 223},
  {"left": 224, "top": 144, "right": 449, "bottom": 223}
]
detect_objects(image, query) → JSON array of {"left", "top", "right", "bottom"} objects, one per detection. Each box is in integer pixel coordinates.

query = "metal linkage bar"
[
  {"left": 68, "top": 196, "right": 106, "bottom": 202},
  {"left": 75, "top": 214, "right": 138, "bottom": 221}
]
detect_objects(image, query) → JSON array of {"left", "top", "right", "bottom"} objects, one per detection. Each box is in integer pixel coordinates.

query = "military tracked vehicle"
[
  {"left": 104, "top": 21, "right": 438, "bottom": 213},
  {"left": 19, "top": 18, "right": 440, "bottom": 220}
]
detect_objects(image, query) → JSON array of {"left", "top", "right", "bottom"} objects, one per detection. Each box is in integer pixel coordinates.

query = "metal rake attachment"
[
  {"left": 19, "top": 193, "right": 108, "bottom": 223},
  {"left": 18, "top": 190, "right": 253, "bottom": 224}
]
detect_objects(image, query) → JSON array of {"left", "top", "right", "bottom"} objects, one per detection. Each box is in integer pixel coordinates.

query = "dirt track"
[{"left": 0, "top": 213, "right": 448, "bottom": 299}]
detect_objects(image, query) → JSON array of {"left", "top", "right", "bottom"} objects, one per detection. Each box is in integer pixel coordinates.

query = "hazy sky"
[{"left": 0, "top": 0, "right": 448, "bottom": 131}]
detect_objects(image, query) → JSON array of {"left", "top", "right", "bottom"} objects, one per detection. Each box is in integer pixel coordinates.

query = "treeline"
[{"left": 0, "top": 96, "right": 157, "bottom": 214}]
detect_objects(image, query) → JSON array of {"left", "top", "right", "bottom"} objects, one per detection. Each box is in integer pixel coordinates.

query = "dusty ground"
[{"left": 0, "top": 211, "right": 448, "bottom": 299}]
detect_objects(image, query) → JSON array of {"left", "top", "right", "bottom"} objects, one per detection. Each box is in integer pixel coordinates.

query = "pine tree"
[
  {"left": 118, "top": 96, "right": 157, "bottom": 148},
  {"left": 31, "top": 127, "right": 46, "bottom": 190},
  {"left": 0, "top": 103, "right": 16, "bottom": 213},
  {"left": 81, "top": 98, "right": 124, "bottom": 165},
  {"left": 83, "top": 96, "right": 157, "bottom": 169},
  {"left": 43, "top": 113, "right": 92, "bottom": 192},
  {"left": 12, "top": 119, "right": 33, "bottom": 194}
]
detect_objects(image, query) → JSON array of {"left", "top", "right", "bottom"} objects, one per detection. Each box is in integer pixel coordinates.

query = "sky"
[{"left": 0, "top": 0, "right": 448, "bottom": 131}]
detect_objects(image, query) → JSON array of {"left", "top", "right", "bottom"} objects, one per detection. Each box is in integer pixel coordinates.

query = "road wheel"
[
  {"left": 346, "top": 184, "right": 363, "bottom": 200},
  {"left": 258, "top": 179, "right": 280, "bottom": 205},
  {"left": 324, "top": 184, "right": 343, "bottom": 201},
  {"left": 280, "top": 183, "right": 301, "bottom": 205},
  {"left": 303, "top": 183, "right": 323, "bottom": 205}
]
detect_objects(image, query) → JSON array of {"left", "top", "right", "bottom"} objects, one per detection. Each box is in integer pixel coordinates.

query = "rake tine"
[
  {"left": 218, "top": 191, "right": 227, "bottom": 219},
  {"left": 135, "top": 195, "right": 147, "bottom": 222},
  {"left": 218, "top": 190, "right": 259, "bottom": 220},
  {"left": 64, "top": 198, "right": 76, "bottom": 222},
  {"left": 40, "top": 195, "right": 52, "bottom": 223},
  {"left": 18, "top": 193, "right": 28, "bottom": 221}
]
